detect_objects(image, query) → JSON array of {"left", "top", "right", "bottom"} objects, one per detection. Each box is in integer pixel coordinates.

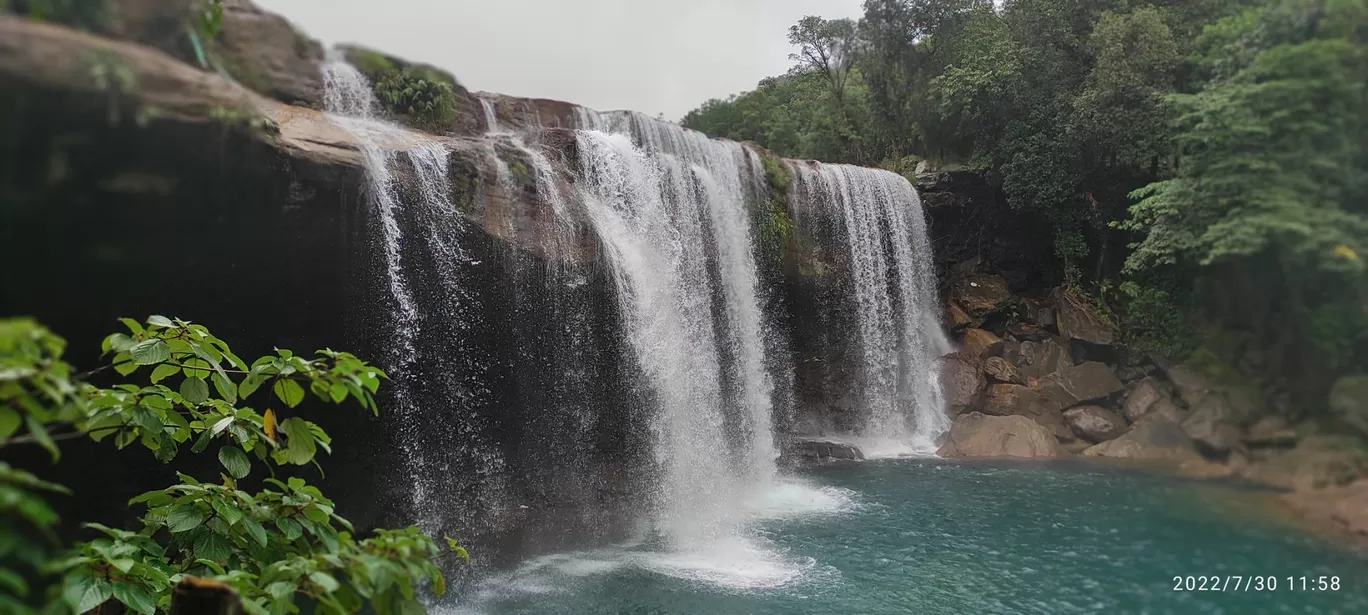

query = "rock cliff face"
[{"left": 0, "top": 5, "right": 974, "bottom": 562}]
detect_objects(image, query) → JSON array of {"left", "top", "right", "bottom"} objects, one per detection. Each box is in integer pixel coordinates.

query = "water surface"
[{"left": 453, "top": 459, "right": 1368, "bottom": 614}]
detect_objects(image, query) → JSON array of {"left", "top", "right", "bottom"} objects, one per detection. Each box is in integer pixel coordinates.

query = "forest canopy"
[{"left": 684, "top": 0, "right": 1367, "bottom": 399}]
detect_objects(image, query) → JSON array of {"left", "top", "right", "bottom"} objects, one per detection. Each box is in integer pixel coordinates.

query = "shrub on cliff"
[{"left": 0, "top": 317, "right": 466, "bottom": 614}]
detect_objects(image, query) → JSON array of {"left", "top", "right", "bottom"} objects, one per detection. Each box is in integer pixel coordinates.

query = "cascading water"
[
  {"left": 321, "top": 55, "right": 508, "bottom": 534},
  {"left": 574, "top": 112, "right": 782, "bottom": 546},
  {"left": 786, "top": 162, "right": 949, "bottom": 453}
]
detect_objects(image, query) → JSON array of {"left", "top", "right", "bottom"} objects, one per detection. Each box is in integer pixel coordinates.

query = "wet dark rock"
[
  {"left": 951, "top": 274, "right": 1013, "bottom": 318},
  {"left": 782, "top": 438, "right": 865, "bottom": 462}
]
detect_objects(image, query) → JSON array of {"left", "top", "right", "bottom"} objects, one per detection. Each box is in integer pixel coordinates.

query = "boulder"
[
  {"left": 980, "top": 384, "right": 1074, "bottom": 442},
  {"left": 1164, "top": 354, "right": 1267, "bottom": 425},
  {"left": 1083, "top": 414, "right": 1204, "bottom": 463},
  {"left": 1032, "top": 362, "right": 1125, "bottom": 410},
  {"left": 984, "top": 357, "right": 1025, "bottom": 385},
  {"left": 1181, "top": 396, "right": 1245, "bottom": 458},
  {"left": 1063, "top": 405, "right": 1128, "bottom": 443},
  {"left": 983, "top": 384, "right": 1023, "bottom": 415},
  {"left": 215, "top": 0, "right": 326, "bottom": 107},
  {"left": 1280, "top": 479, "right": 1368, "bottom": 540},
  {"left": 937, "top": 353, "right": 985, "bottom": 416},
  {"left": 1242, "top": 436, "right": 1368, "bottom": 491},
  {"left": 937, "top": 412, "right": 1065, "bottom": 459},
  {"left": 961, "top": 328, "right": 1004, "bottom": 359},
  {"left": 1016, "top": 337, "right": 1073, "bottom": 380},
  {"left": 945, "top": 301, "right": 973, "bottom": 330},
  {"left": 1329, "top": 375, "right": 1368, "bottom": 437},
  {"left": 951, "top": 274, "right": 1013, "bottom": 318},
  {"left": 1051, "top": 287, "right": 1116, "bottom": 345},
  {"left": 1122, "top": 377, "right": 1183, "bottom": 423},
  {"left": 783, "top": 438, "right": 865, "bottom": 462},
  {"left": 1243, "top": 416, "right": 1297, "bottom": 449}
]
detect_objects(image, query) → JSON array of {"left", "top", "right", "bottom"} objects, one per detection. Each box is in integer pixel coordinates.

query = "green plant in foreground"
[{"left": 1, "top": 317, "right": 466, "bottom": 614}]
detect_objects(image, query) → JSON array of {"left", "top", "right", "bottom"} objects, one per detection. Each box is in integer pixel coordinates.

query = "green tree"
[{"left": 1, "top": 317, "right": 466, "bottom": 614}]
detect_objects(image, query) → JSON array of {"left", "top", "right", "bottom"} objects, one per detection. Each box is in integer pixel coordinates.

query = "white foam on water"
[
  {"left": 634, "top": 535, "right": 813, "bottom": 590},
  {"left": 744, "top": 478, "right": 859, "bottom": 520},
  {"left": 819, "top": 435, "right": 943, "bottom": 460}
]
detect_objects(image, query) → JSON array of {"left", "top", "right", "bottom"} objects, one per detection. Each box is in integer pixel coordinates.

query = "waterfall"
[
  {"left": 575, "top": 113, "right": 779, "bottom": 545},
  {"left": 787, "top": 162, "right": 949, "bottom": 452},
  {"left": 321, "top": 55, "right": 508, "bottom": 534},
  {"left": 479, "top": 97, "right": 502, "bottom": 134}
]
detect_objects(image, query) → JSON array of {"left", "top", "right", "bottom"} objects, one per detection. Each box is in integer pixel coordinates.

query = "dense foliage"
[
  {"left": 684, "top": 0, "right": 1367, "bottom": 401},
  {"left": 1, "top": 317, "right": 464, "bottom": 614}
]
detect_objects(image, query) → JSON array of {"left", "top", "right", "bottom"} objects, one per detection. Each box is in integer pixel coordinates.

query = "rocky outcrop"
[
  {"left": 951, "top": 274, "right": 1013, "bottom": 318},
  {"left": 1015, "top": 338, "right": 1072, "bottom": 380},
  {"left": 215, "top": 0, "right": 326, "bottom": 107},
  {"left": 938, "top": 412, "right": 1064, "bottom": 459},
  {"left": 938, "top": 353, "right": 986, "bottom": 416},
  {"left": 1030, "top": 362, "right": 1126, "bottom": 412},
  {"left": 960, "top": 328, "right": 1003, "bottom": 359},
  {"left": 1083, "top": 415, "right": 1203, "bottom": 463},
  {"left": 1063, "top": 406, "right": 1127, "bottom": 443},
  {"left": 984, "top": 357, "right": 1025, "bottom": 385},
  {"left": 1051, "top": 287, "right": 1116, "bottom": 346},
  {"left": 1122, "top": 377, "right": 1183, "bottom": 423},
  {"left": 782, "top": 438, "right": 865, "bottom": 462}
]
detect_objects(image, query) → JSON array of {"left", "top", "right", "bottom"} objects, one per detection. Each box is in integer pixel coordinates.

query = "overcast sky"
[{"left": 256, "top": 0, "right": 865, "bottom": 120}]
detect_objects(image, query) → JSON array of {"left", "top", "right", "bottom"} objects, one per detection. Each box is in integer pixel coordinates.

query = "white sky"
[{"left": 256, "top": 0, "right": 866, "bottom": 120}]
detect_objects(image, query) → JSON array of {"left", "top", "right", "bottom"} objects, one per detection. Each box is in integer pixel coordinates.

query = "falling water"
[
  {"left": 575, "top": 112, "right": 780, "bottom": 546},
  {"left": 787, "top": 162, "right": 949, "bottom": 451},
  {"left": 479, "top": 97, "right": 503, "bottom": 134},
  {"left": 321, "top": 55, "right": 509, "bottom": 533}
]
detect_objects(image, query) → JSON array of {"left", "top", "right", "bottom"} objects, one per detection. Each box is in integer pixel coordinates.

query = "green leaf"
[
  {"left": 193, "top": 532, "right": 231, "bottom": 563},
  {"left": 308, "top": 571, "right": 340, "bottom": 593},
  {"left": 238, "top": 372, "right": 266, "bottom": 399},
  {"left": 149, "top": 364, "right": 180, "bottom": 384},
  {"left": 218, "top": 446, "right": 251, "bottom": 479},
  {"left": 273, "top": 379, "right": 305, "bottom": 408},
  {"left": 63, "top": 570, "right": 113, "bottom": 613},
  {"left": 146, "top": 315, "right": 176, "bottom": 329},
  {"left": 180, "top": 377, "right": 209, "bottom": 405},
  {"left": 165, "top": 503, "right": 206, "bottom": 533},
  {"left": 210, "top": 498, "right": 244, "bottom": 525},
  {"left": 112, "top": 581, "right": 155, "bottom": 615},
  {"left": 212, "top": 370, "right": 237, "bottom": 404},
  {"left": 279, "top": 418, "right": 317, "bottom": 465},
  {"left": 327, "top": 383, "right": 348, "bottom": 404},
  {"left": 120, "top": 317, "right": 144, "bottom": 335},
  {"left": 131, "top": 406, "right": 162, "bottom": 432},
  {"left": 275, "top": 518, "right": 303, "bottom": 541},
  {"left": 240, "top": 517, "right": 268, "bottom": 547},
  {"left": 129, "top": 339, "right": 171, "bottom": 366},
  {"left": 25, "top": 415, "right": 59, "bottom": 462},
  {"left": 190, "top": 429, "right": 214, "bottom": 454},
  {"left": 0, "top": 408, "right": 21, "bottom": 439}
]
